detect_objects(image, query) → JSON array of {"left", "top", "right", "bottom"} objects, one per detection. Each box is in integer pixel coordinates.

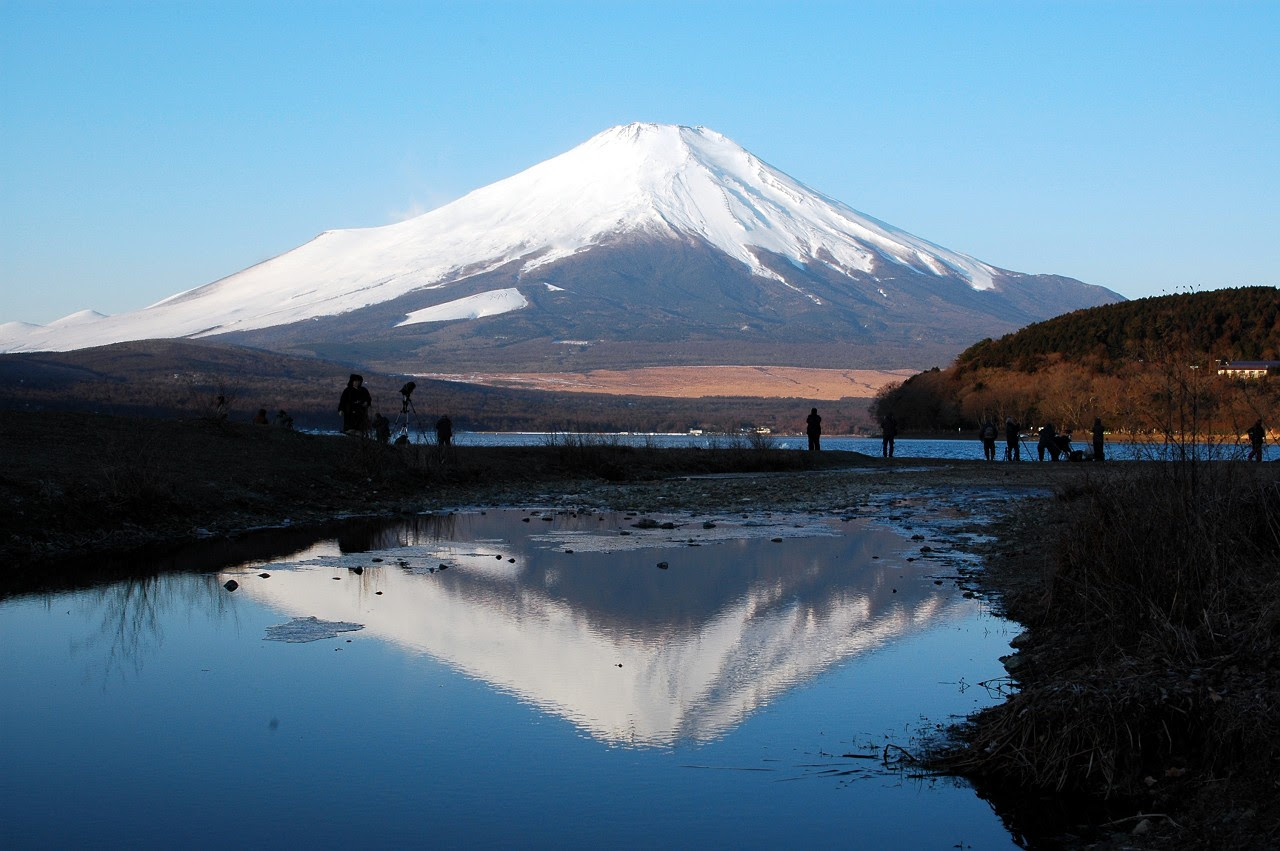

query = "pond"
[{"left": 1, "top": 506, "right": 1023, "bottom": 848}]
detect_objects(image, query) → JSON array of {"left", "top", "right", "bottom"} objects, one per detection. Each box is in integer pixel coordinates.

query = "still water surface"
[
  {"left": 2, "top": 509, "right": 1021, "bottom": 848},
  {"left": 408, "top": 430, "right": 1278, "bottom": 462}
]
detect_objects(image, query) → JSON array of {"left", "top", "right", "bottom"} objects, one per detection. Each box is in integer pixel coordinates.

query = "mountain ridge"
[{"left": 1, "top": 123, "right": 1122, "bottom": 368}]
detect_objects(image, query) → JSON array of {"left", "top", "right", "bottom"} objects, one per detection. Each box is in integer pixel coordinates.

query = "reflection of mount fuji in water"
[{"left": 223, "top": 511, "right": 971, "bottom": 747}]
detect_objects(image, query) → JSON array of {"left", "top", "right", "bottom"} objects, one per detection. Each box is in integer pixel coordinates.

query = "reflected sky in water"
[{"left": 1, "top": 509, "right": 1019, "bottom": 848}]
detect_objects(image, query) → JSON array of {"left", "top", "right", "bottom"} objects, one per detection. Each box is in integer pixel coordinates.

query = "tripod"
[{"left": 393, "top": 392, "right": 425, "bottom": 445}]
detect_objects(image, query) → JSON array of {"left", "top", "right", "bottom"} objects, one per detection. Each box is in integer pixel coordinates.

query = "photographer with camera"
[{"left": 338, "top": 374, "right": 372, "bottom": 435}]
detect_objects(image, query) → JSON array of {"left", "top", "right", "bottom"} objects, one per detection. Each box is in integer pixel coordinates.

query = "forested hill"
[
  {"left": 874, "top": 286, "right": 1280, "bottom": 435},
  {"left": 956, "top": 287, "right": 1280, "bottom": 372}
]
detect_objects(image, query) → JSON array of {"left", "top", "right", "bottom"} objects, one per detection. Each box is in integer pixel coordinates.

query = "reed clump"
[{"left": 942, "top": 460, "right": 1280, "bottom": 841}]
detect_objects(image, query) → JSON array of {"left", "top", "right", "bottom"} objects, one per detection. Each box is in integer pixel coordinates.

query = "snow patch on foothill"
[{"left": 397, "top": 288, "right": 530, "bottom": 326}]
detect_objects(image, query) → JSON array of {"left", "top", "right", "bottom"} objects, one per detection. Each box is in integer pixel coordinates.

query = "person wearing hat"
[{"left": 338, "top": 374, "right": 372, "bottom": 435}]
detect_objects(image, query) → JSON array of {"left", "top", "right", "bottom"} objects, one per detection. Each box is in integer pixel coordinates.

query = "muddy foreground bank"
[
  {"left": 1, "top": 410, "right": 1091, "bottom": 568},
  {"left": 5, "top": 411, "right": 1277, "bottom": 847}
]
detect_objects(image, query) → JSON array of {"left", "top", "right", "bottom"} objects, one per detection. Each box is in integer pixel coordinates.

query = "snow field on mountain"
[
  {"left": 4, "top": 123, "right": 1003, "bottom": 353},
  {"left": 397, "top": 288, "right": 530, "bottom": 326}
]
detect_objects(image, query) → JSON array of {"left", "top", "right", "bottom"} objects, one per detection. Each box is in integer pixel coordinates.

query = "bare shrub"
[
  {"left": 947, "top": 461, "right": 1280, "bottom": 800},
  {"left": 84, "top": 426, "right": 174, "bottom": 515},
  {"left": 541, "top": 430, "right": 632, "bottom": 479},
  {"left": 1048, "top": 463, "right": 1277, "bottom": 654},
  {"left": 340, "top": 433, "right": 399, "bottom": 483}
]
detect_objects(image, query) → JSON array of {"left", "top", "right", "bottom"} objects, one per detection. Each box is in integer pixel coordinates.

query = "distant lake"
[
  {"left": 3, "top": 506, "right": 1022, "bottom": 848},
  {"left": 369, "top": 429, "right": 1278, "bottom": 462}
]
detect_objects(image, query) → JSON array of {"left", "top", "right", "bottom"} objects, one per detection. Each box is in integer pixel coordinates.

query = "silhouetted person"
[
  {"left": 252, "top": 408, "right": 269, "bottom": 425},
  {"left": 436, "top": 414, "right": 453, "bottom": 447},
  {"left": 1248, "top": 419, "right": 1265, "bottom": 462},
  {"left": 881, "top": 413, "right": 897, "bottom": 458},
  {"left": 1038, "top": 423, "right": 1057, "bottom": 461},
  {"left": 373, "top": 413, "right": 391, "bottom": 444},
  {"left": 338, "top": 374, "right": 371, "bottom": 435},
  {"left": 274, "top": 409, "right": 294, "bottom": 430},
  {"left": 805, "top": 408, "right": 821, "bottom": 451},
  {"left": 1092, "top": 417, "right": 1105, "bottom": 461},
  {"left": 980, "top": 419, "right": 998, "bottom": 461},
  {"left": 1005, "top": 418, "right": 1021, "bottom": 461}
]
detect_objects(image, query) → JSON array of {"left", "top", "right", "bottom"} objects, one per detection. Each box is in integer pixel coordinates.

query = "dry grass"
[
  {"left": 418, "top": 365, "right": 913, "bottom": 399},
  {"left": 939, "top": 458, "right": 1280, "bottom": 845},
  {"left": 1049, "top": 462, "right": 1280, "bottom": 657}
]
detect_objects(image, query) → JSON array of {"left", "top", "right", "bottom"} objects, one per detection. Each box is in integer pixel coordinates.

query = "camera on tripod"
[{"left": 392, "top": 381, "right": 420, "bottom": 445}]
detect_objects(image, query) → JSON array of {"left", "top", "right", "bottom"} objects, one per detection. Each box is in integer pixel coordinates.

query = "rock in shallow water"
[{"left": 264, "top": 616, "right": 364, "bottom": 643}]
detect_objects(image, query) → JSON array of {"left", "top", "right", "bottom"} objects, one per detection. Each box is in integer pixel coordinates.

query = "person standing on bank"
[
  {"left": 1092, "top": 417, "right": 1106, "bottom": 462},
  {"left": 1038, "top": 423, "right": 1057, "bottom": 461},
  {"left": 882, "top": 413, "right": 898, "bottom": 458},
  {"left": 980, "top": 418, "right": 998, "bottom": 461},
  {"left": 338, "top": 374, "right": 372, "bottom": 436},
  {"left": 1005, "top": 417, "right": 1021, "bottom": 461},
  {"left": 436, "top": 414, "right": 453, "bottom": 447},
  {"left": 1248, "top": 419, "right": 1266, "bottom": 462},
  {"left": 806, "top": 407, "right": 822, "bottom": 451}
]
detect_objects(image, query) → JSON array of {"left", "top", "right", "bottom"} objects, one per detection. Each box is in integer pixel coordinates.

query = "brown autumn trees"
[{"left": 873, "top": 287, "right": 1280, "bottom": 439}]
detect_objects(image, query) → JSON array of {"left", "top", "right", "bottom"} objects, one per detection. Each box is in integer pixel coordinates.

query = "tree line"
[
  {"left": 956, "top": 286, "right": 1280, "bottom": 372},
  {"left": 873, "top": 287, "right": 1280, "bottom": 439}
]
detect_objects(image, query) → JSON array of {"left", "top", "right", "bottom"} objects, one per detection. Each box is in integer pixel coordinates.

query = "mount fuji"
[{"left": 1, "top": 123, "right": 1121, "bottom": 370}]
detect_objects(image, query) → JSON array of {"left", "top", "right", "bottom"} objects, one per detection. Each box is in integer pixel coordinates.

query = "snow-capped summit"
[
  {"left": 0, "top": 123, "right": 1121, "bottom": 368},
  {"left": 373, "top": 121, "right": 998, "bottom": 294},
  {"left": 536, "top": 123, "right": 997, "bottom": 290}
]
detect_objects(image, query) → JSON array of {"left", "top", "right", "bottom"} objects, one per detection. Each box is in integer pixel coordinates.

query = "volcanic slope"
[{"left": 2, "top": 123, "right": 1121, "bottom": 371}]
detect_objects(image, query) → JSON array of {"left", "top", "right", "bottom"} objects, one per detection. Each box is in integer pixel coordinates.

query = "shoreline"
[{"left": 1, "top": 410, "right": 1098, "bottom": 569}]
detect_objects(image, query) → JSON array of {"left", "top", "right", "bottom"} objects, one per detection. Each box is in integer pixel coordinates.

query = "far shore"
[
  {"left": 2, "top": 410, "right": 1268, "bottom": 571},
  {"left": 1, "top": 409, "right": 1097, "bottom": 570}
]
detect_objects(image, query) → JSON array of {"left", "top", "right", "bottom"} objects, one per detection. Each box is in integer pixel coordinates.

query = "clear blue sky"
[{"left": 2, "top": 0, "right": 1277, "bottom": 324}]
